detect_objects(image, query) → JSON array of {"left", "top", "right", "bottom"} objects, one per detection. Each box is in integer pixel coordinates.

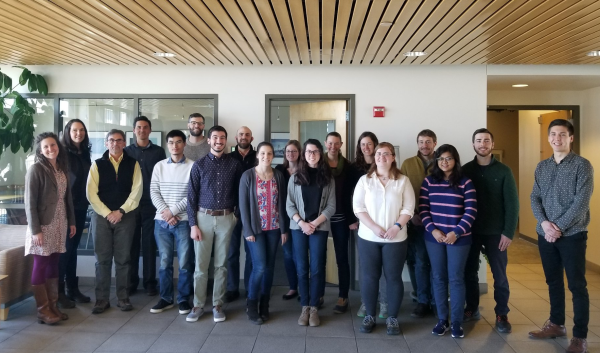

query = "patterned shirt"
[
  {"left": 256, "top": 174, "right": 279, "bottom": 231},
  {"left": 531, "top": 152, "right": 594, "bottom": 237},
  {"left": 187, "top": 152, "right": 243, "bottom": 227}
]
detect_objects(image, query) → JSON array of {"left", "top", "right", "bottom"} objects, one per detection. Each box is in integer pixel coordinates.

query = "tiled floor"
[{"left": 2, "top": 242, "right": 600, "bottom": 352}]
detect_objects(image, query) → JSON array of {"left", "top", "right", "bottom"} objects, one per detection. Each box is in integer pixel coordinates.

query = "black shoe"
[
  {"left": 92, "top": 300, "right": 110, "bottom": 314},
  {"left": 66, "top": 277, "right": 91, "bottom": 303},
  {"left": 333, "top": 298, "right": 348, "bottom": 314},
  {"left": 146, "top": 288, "right": 158, "bottom": 297},
  {"left": 178, "top": 301, "right": 192, "bottom": 315},
  {"left": 259, "top": 297, "right": 270, "bottom": 322},
  {"left": 58, "top": 292, "right": 76, "bottom": 309},
  {"left": 282, "top": 290, "right": 298, "bottom": 300},
  {"left": 246, "top": 299, "right": 263, "bottom": 325},
  {"left": 496, "top": 315, "right": 512, "bottom": 333},
  {"left": 411, "top": 303, "right": 430, "bottom": 318},
  {"left": 224, "top": 290, "right": 240, "bottom": 303},
  {"left": 360, "top": 315, "right": 376, "bottom": 333},
  {"left": 150, "top": 299, "right": 174, "bottom": 313},
  {"left": 117, "top": 299, "right": 133, "bottom": 311}
]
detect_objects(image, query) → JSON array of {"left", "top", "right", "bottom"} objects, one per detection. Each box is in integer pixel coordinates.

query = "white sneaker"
[
  {"left": 213, "top": 305, "right": 226, "bottom": 322},
  {"left": 186, "top": 307, "right": 204, "bottom": 322}
]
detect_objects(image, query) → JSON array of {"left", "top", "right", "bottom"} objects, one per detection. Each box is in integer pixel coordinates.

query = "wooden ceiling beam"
[
  {"left": 331, "top": 0, "right": 353, "bottom": 65},
  {"left": 321, "top": 0, "right": 335, "bottom": 65},
  {"left": 351, "top": 0, "right": 388, "bottom": 65},
  {"left": 373, "top": 0, "right": 420, "bottom": 65},
  {"left": 305, "top": 0, "right": 321, "bottom": 64},
  {"left": 342, "top": 0, "right": 370, "bottom": 65},
  {"left": 288, "top": 0, "right": 311, "bottom": 65},
  {"left": 270, "top": 0, "right": 301, "bottom": 64},
  {"left": 361, "top": 0, "right": 405, "bottom": 65},
  {"left": 235, "top": 0, "right": 281, "bottom": 65},
  {"left": 254, "top": 0, "right": 291, "bottom": 64}
]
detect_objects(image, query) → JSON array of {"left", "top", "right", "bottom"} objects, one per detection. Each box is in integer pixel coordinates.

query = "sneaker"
[
  {"left": 378, "top": 302, "right": 388, "bottom": 319},
  {"left": 224, "top": 290, "right": 239, "bottom": 303},
  {"left": 91, "top": 299, "right": 110, "bottom": 314},
  {"left": 308, "top": 306, "right": 320, "bottom": 327},
  {"left": 495, "top": 315, "right": 512, "bottom": 333},
  {"left": 186, "top": 307, "right": 204, "bottom": 322},
  {"left": 116, "top": 299, "right": 133, "bottom": 311},
  {"left": 463, "top": 308, "right": 481, "bottom": 322},
  {"left": 432, "top": 319, "right": 450, "bottom": 336},
  {"left": 360, "top": 315, "right": 376, "bottom": 333},
  {"left": 213, "top": 305, "right": 226, "bottom": 322},
  {"left": 333, "top": 297, "right": 348, "bottom": 314},
  {"left": 150, "top": 299, "right": 174, "bottom": 313},
  {"left": 178, "top": 301, "right": 191, "bottom": 315},
  {"left": 451, "top": 322, "right": 464, "bottom": 338},
  {"left": 357, "top": 303, "right": 367, "bottom": 318},
  {"left": 298, "top": 306, "right": 310, "bottom": 326},
  {"left": 411, "top": 303, "right": 430, "bottom": 318},
  {"left": 386, "top": 316, "right": 400, "bottom": 335}
]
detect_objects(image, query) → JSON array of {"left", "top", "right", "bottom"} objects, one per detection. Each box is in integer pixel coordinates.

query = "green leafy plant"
[{"left": 0, "top": 66, "right": 48, "bottom": 158}]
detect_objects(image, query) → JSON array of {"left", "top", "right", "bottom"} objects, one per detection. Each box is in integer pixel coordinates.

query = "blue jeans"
[
  {"left": 292, "top": 229, "right": 327, "bottom": 307},
  {"left": 226, "top": 218, "right": 252, "bottom": 292},
  {"left": 407, "top": 224, "right": 434, "bottom": 305},
  {"left": 245, "top": 229, "right": 280, "bottom": 300},
  {"left": 154, "top": 220, "right": 194, "bottom": 304},
  {"left": 426, "top": 241, "right": 470, "bottom": 325},
  {"left": 282, "top": 233, "right": 298, "bottom": 291},
  {"left": 330, "top": 219, "right": 350, "bottom": 298}
]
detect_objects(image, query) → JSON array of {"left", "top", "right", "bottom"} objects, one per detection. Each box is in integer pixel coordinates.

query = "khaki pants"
[{"left": 192, "top": 212, "right": 236, "bottom": 308}]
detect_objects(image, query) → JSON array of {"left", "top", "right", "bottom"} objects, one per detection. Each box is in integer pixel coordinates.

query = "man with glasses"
[
  {"left": 400, "top": 129, "right": 437, "bottom": 318},
  {"left": 125, "top": 116, "right": 166, "bottom": 297},
  {"left": 86, "top": 129, "right": 142, "bottom": 314},
  {"left": 184, "top": 113, "right": 210, "bottom": 162}
]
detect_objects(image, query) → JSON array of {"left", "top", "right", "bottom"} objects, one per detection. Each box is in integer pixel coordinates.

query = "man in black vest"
[{"left": 86, "top": 129, "right": 142, "bottom": 314}]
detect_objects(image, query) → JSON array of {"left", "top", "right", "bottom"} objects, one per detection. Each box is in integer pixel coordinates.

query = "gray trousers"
[{"left": 93, "top": 210, "right": 137, "bottom": 301}]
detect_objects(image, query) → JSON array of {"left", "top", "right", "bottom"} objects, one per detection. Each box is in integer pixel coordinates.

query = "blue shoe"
[
  {"left": 451, "top": 322, "right": 464, "bottom": 338},
  {"left": 360, "top": 315, "right": 376, "bottom": 333},
  {"left": 432, "top": 319, "right": 449, "bottom": 336}
]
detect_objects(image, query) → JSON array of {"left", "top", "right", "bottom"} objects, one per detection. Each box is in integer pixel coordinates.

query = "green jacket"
[{"left": 462, "top": 156, "right": 519, "bottom": 238}]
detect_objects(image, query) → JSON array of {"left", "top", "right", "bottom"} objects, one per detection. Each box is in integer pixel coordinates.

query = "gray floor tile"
[
  {"left": 95, "top": 333, "right": 158, "bottom": 352},
  {"left": 305, "top": 336, "right": 357, "bottom": 353},
  {"left": 163, "top": 315, "right": 216, "bottom": 335},
  {"left": 0, "top": 331, "right": 61, "bottom": 351},
  {"left": 252, "top": 335, "right": 305, "bottom": 353},
  {"left": 0, "top": 330, "right": 18, "bottom": 344},
  {"left": 497, "top": 324, "right": 544, "bottom": 342},
  {"left": 258, "top": 319, "right": 307, "bottom": 337},
  {"left": 456, "top": 339, "right": 517, "bottom": 353},
  {"left": 507, "top": 340, "right": 565, "bottom": 353},
  {"left": 509, "top": 299, "right": 551, "bottom": 312},
  {"left": 42, "top": 332, "right": 112, "bottom": 352},
  {"left": 199, "top": 335, "right": 256, "bottom": 353},
  {"left": 119, "top": 316, "right": 175, "bottom": 334},
  {"left": 0, "top": 349, "right": 39, "bottom": 353},
  {"left": 306, "top": 312, "right": 355, "bottom": 337},
  {"left": 210, "top": 317, "right": 261, "bottom": 336},
  {"left": 70, "top": 316, "right": 130, "bottom": 333},
  {"left": 148, "top": 333, "right": 209, "bottom": 353},
  {"left": 462, "top": 321, "right": 505, "bottom": 341},
  {"left": 405, "top": 337, "right": 462, "bottom": 353},
  {"left": 356, "top": 337, "right": 410, "bottom": 352}
]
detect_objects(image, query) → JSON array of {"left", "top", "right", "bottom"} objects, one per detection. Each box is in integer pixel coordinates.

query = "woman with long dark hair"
[
  {"left": 286, "top": 139, "right": 335, "bottom": 327},
  {"left": 419, "top": 144, "right": 477, "bottom": 339},
  {"left": 239, "top": 142, "right": 289, "bottom": 324},
  {"left": 353, "top": 142, "right": 414, "bottom": 335},
  {"left": 57, "top": 119, "right": 92, "bottom": 308},
  {"left": 25, "top": 132, "right": 76, "bottom": 324},
  {"left": 275, "top": 140, "right": 301, "bottom": 300}
]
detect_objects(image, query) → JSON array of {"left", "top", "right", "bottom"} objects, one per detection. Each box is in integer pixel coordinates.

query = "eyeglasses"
[
  {"left": 305, "top": 150, "right": 320, "bottom": 156},
  {"left": 375, "top": 152, "right": 393, "bottom": 157},
  {"left": 437, "top": 157, "right": 454, "bottom": 163},
  {"left": 107, "top": 138, "right": 124, "bottom": 144},
  {"left": 286, "top": 150, "right": 298, "bottom": 154},
  {"left": 189, "top": 121, "right": 205, "bottom": 126}
]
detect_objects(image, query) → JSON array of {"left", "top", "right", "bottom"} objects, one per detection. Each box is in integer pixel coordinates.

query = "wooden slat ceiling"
[{"left": 2, "top": 0, "right": 600, "bottom": 66}]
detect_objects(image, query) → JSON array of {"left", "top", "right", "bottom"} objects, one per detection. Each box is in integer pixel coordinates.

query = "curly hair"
[
  {"left": 35, "top": 132, "right": 69, "bottom": 173},
  {"left": 294, "top": 139, "right": 331, "bottom": 187}
]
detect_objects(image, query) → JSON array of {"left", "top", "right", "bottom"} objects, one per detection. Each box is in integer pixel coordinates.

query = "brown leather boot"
[
  {"left": 567, "top": 337, "right": 588, "bottom": 353},
  {"left": 528, "top": 320, "right": 566, "bottom": 338},
  {"left": 46, "top": 278, "right": 68, "bottom": 320},
  {"left": 32, "top": 284, "right": 60, "bottom": 325}
]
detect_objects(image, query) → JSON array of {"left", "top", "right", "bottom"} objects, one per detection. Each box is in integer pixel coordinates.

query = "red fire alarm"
[{"left": 373, "top": 106, "right": 385, "bottom": 118}]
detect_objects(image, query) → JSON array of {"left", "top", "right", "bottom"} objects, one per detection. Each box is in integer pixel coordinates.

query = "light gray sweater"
[{"left": 286, "top": 174, "right": 336, "bottom": 232}]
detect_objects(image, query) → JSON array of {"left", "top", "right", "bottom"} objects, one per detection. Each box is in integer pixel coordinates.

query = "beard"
[
  {"left": 237, "top": 141, "right": 251, "bottom": 149},
  {"left": 474, "top": 147, "right": 491, "bottom": 157},
  {"left": 190, "top": 128, "right": 204, "bottom": 137}
]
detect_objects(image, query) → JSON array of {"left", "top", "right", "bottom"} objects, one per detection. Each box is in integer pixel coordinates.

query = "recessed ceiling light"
[
  {"left": 512, "top": 84, "right": 529, "bottom": 88},
  {"left": 153, "top": 52, "right": 176, "bottom": 57},
  {"left": 586, "top": 51, "right": 600, "bottom": 57},
  {"left": 403, "top": 51, "right": 427, "bottom": 57},
  {"left": 380, "top": 21, "right": 393, "bottom": 27}
]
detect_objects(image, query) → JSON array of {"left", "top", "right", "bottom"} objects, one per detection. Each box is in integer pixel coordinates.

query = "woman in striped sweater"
[{"left": 419, "top": 144, "right": 477, "bottom": 339}]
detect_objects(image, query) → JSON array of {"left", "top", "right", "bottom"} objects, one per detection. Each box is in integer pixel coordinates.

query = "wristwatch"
[
  {"left": 394, "top": 222, "right": 403, "bottom": 230},
  {"left": 118, "top": 208, "right": 125, "bottom": 215}
]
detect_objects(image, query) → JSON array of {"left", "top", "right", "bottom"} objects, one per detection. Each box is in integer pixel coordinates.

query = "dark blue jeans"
[
  {"left": 539, "top": 232, "right": 589, "bottom": 339},
  {"left": 154, "top": 220, "right": 194, "bottom": 304},
  {"left": 330, "top": 219, "right": 350, "bottom": 298},
  {"left": 245, "top": 229, "right": 280, "bottom": 300},
  {"left": 407, "top": 224, "right": 434, "bottom": 305},
  {"left": 465, "top": 233, "right": 509, "bottom": 315},
  {"left": 282, "top": 232, "right": 298, "bottom": 291},
  {"left": 226, "top": 218, "right": 252, "bottom": 292},
  {"left": 292, "top": 229, "right": 328, "bottom": 307},
  {"left": 426, "top": 241, "right": 470, "bottom": 325},
  {"left": 358, "top": 237, "right": 407, "bottom": 318},
  {"left": 59, "top": 208, "right": 87, "bottom": 287}
]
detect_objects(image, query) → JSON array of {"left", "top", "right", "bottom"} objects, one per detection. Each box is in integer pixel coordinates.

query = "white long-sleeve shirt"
[
  {"left": 150, "top": 157, "right": 194, "bottom": 221},
  {"left": 353, "top": 173, "right": 415, "bottom": 243}
]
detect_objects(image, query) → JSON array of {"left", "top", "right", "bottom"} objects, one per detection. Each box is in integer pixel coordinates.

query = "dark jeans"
[
  {"left": 330, "top": 219, "right": 350, "bottom": 298},
  {"left": 59, "top": 208, "right": 87, "bottom": 287},
  {"left": 246, "top": 229, "right": 280, "bottom": 300},
  {"left": 539, "top": 232, "right": 589, "bottom": 339},
  {"left": 154, "top": 220, "right": 193, "bottom": 304},
  {"left": 130, "top": 201, "right": 158, "bottom": 291},
  {"left": 226, "top": 218, "right": 252, "bottom": 292},
  {"left": 282, "top": 231, "right": 297, "bottom": 291},
  {"left": 358, "top": 237, "right": 407, "bottom": 318},
  {"left": 407, "top": 224, "right": 434, "bottom": 305},
  {"left": 465, "top": 233, "right": 510, "bottom": 315},
  {"left": 292, "top": 229, "right": 327, "bottom": 307},
  {"left": 426, "top": 241, "right": 470, "bottom": 325}
]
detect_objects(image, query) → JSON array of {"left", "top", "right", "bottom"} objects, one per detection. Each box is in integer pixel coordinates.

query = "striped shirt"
[
  {"left": 419, "top": 175, "right": 477, "bottom": 245},
  {"left": 150, "top": 157, "right": 194, "bottom": 221}
]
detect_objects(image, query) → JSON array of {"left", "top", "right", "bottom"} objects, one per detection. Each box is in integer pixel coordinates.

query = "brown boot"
[
  {"left": 46, "top": 278, "right": 68, "bottom": 320},
  {"left": 298, "top": 306, "right": 310, "bottom": 326},
  {"left": 32, "top": 284, "right": 60, "bottom": 325},
  {"left": 567, "top": 337, "right": 588, "bottom": 353},
  {"left": 528, "top": 320, "right": 566, "bottom": 339},
  {"left": 309, "top": 306, "right": 320, "bottom": 327}
]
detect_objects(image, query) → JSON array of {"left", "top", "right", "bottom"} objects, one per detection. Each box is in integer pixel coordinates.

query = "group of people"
[{"left": 24, "top": 115, "right": 592, "bottom": 353}]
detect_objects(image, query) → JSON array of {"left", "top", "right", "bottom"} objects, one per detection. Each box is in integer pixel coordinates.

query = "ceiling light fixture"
[
  {"left": 586, "top": 51, "right": 600, "bottom": 57},
  {"left": 403, "top": 51, "right": 427, "bottom": 57},
  {"left": 153, "top": 52, "right": 176, "bottom": 57},
  {"left": 380, "top": 21, "right": 393, "bottom": 27},
  {"left": 512, "top": 84, "right": 529, "bottom": 88}
]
